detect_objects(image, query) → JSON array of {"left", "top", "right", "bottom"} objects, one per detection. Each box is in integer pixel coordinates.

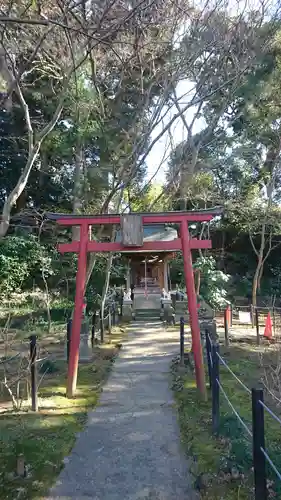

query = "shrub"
[{"left": 0, "top": 235, "right": 53, "bottom": 296}]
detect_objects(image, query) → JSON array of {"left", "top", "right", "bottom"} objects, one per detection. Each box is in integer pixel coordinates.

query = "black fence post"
[
  {"left": 224, "top": 309, "right": 229, "bottom": 347},
  {"left": 205, "top": 331, "right": 212, "bottom": 389},
  {"left": 252, "top": 388, "right": 267, "bottom": 500},
  {"left": 66, "top": 319, "right": 72, "bottom": 363},
  {"left": 29, "top": 335, "right": 38, "bottom": 412},
  {"left": 255, "top": 309, "right": 260, "bottom": 346},
  {"left": 211, "top": 342, "right": 220, "bottom": 434},
  {"left": 180, "top": 316, "right": 184, "bottom": 366}
]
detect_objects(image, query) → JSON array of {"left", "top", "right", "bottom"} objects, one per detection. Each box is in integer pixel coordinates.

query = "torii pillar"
[
  {"left": 181, "top": 219, "right": 206, "bottom": 397},
  {"left": 66, "top": 223, "right": 88, "bottom": 397}
]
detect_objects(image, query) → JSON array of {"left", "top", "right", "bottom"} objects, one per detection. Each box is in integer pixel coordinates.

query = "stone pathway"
[{"left": 47, "top": 321, "right": 197, "bottom": 500}]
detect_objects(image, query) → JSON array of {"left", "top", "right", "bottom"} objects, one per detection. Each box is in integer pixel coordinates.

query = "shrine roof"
[{"left": 46, "top": 207, "right": 223, "bottom": 223}]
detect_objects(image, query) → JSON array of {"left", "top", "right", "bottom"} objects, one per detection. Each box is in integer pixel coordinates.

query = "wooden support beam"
[
  {"left": 56, "top": 213, "right": 214, "bottom": 227},
  {"left": 58, "top": 238, "right": 212, "bottom": 254}
]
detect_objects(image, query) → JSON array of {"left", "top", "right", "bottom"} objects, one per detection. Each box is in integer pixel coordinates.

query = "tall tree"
[{"left": 0, "top": 0, "right": 181, "bottom": 236}]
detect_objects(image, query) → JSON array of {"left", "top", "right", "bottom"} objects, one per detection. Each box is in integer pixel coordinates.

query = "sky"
[
  {"left": 146, "top": 79, "right": 206, "bottom": 184},
  {"left": 145, "top": 0, "right": 275, "bottom": 186}
]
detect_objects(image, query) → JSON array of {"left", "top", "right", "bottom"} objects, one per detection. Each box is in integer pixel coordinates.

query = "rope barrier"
[
  {"left": 259, "top": 399, "right": 281, "bottom": 428},
  {"left": 206, "top": 334, "right": 281, "bottom": 491},
  {"left": 35, "top": 356, "right": 49, "bottom": 364},
  {"left": 0, "top": 353, "right": 21, "bottom": 364},
  {"left": 216, "top": 378, "right": 252, "bottom": 438},
  {"left": 260, "top": 447, "right": 281, "bottom": 481},
  {"left": 216, "top": 352, "right": 251, "bottom": 395},
  {"left": 212, "top": 341, "right": 281, "bottom": 429}
]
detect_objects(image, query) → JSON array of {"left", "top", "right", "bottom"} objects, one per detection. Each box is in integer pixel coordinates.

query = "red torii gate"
[{"left": 49, "top": 210, "right": 220, "bottom": 399}]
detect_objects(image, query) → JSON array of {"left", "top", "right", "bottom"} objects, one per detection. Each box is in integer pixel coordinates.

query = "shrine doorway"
[{"left": 128, "top": 255, "right": 170, "bottom": 291}]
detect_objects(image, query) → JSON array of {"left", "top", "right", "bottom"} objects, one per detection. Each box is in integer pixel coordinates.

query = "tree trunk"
[
  {"left": 100, "top": 253, "right": 113, "bottom": 342},
  {"left": 257, "top": 263, "right": 264, "bottom": 291},
  {"left": 36, "top": 149, "right": 49, "bottom": 208},
  {"left": 251, "top": 168, "right": 276, "bottom": 307},
  {"left": 85, "top": 253, "right": 97, "bottom": 287},
  {"left": 252, "top": 258, "right": 263, "bottom": 308},
  {"left": 220, "top": 230, "right": 226, "bottom": 271},
  {"left": 0, "top": 99, "right": 64, "bottom": 238},
  {"left": 251, "top": 215, "right": 267, "bottom": 308},
  {"left": 179, "top": 151, "right": 199, "bottom": 210},
  {"left": 72, "top": 145, "right": 84, "bottom": 241},
  {"left": 0, "top": 144, "right": 41, "bottom": 237},
  {"left": 85, "top": 191, "right": 123, "bottom": 289}
]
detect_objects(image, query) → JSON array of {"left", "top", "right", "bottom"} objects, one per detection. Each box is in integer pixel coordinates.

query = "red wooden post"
[
  {"left": 180, "top": 220, "right": 206, "bottom": 399},
  {"left": 66, "top": 223, "right": 88, "bottom": 398},
  {"left": 58, "top": 238, "right": 212, "bottom": 253}
]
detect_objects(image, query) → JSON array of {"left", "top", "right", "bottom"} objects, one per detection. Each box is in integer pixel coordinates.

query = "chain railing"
[
  {"left": 205, "top": 331, "right": 281, "bottom": 499},
  {"left": 178, "top": 312, "right": 281, "bottom": 497}
]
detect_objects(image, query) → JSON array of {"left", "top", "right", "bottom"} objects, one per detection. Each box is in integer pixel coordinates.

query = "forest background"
[{"left": 1, "top": 0, "right": 281, "bottom": 321}]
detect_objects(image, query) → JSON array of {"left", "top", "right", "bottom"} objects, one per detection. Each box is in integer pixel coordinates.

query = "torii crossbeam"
[{"left": 48, "top": 209, "right": 222, "bottom": 399}]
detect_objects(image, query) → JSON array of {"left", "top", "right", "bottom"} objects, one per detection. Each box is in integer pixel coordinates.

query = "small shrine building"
[{"left": 115, "top": 224, "right": 178, "bottom": 291}]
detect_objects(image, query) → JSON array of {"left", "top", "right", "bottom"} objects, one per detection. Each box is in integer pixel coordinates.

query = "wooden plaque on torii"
[{"left": 121, "top": 214, "right": 143, "bottom": 246}]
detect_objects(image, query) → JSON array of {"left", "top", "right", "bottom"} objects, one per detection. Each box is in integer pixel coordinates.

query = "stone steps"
[{"left": 134, "top": 308, "right": 160, "bottom": 321}]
